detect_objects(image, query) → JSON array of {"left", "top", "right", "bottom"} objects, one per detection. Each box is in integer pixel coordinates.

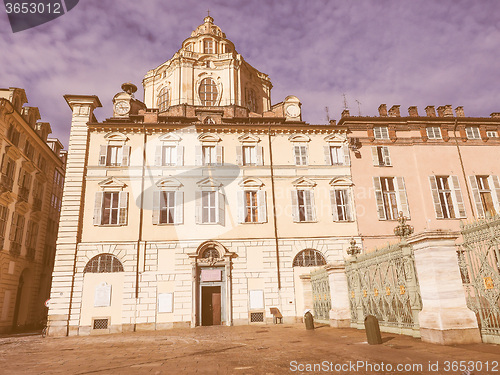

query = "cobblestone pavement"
[{"left": 0, "top": 324, "right": 499, "bottom": 374}]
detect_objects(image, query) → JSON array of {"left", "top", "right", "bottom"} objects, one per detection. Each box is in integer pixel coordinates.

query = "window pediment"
[
  {"left": 238, "top": 177, "right": 264, "bottom": 189},
  {"left": 198, "top": 133, "right": 221, "bottom": 143},
  {"left": 98, "top": 177, "right": 127, "bottom": 191},
  {"left": 197, "top": 177, "right": 222, "bottom": 189},
  {"left": 292, "top": 177, "right": 316, "bottom": 188},
  {"left": 238, "top": 133, "right": 261, "bottom": 143},
  {"left": 156, "top": 177, "right": 183, "bottom": 189},
  {"left": 104, "top": 132, "right": 128, "bottom": 143},
  {"left": 324, "top": 134, "right": 346, "bottom": 143},
  {"left": 288, "top": 134, "right": 310, "bottom": 143},
  {"left": 330, "top": 176, "right": 353, "bottom": 187},
  {"left": 158, "top": 133, "right": 182, "bottom": 143}
]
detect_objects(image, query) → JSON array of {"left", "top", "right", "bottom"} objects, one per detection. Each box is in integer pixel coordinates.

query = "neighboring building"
[
  {"left": 0, "top": 87, "right": 65, "bottom": 333},
  {"left": 340, "top": 104, "right": 500, "bottom": 249},
  {"left": 47, "top": 16, "right": 359, "bottom": 336}
]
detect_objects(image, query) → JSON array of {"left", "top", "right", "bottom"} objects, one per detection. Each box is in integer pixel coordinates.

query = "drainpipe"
[
  {"left": 453, "top": 119, "right": 475, "bottom": 219},
  {"left": 268, "top": 125, "right": 281, "bottom": 289}
]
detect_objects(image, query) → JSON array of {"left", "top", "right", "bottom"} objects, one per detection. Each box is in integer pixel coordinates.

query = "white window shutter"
[
  {"left": 330, "top": 190, "right": 338, "bottom": 221},
  {"left": 155, "top": 145, "right": 162, "bottom": 166},
  {"left": 429, "top": 176, "right": 444, "bottom": 219},
  {"left": 395, "top": 177, "right": 410, "bottom": 219},
  {"left": 121, "top": 145, "right": 131, "bottom": 166},
  {"left": 195, "top": 191, "right": 202, "bottom": 224},
  {"left": 216, "top": 146, "right": 223, "bottom": 166},
  {"left": 175, "top": 191, "right": 184, "bottom": 224},
  {"left": 236, "top": 146, "right": 243, "bottom": 166},
  {"left": 304, "top": 146, "right": 309, "bottom": 165},
  {"left": 306, "top": 190, "right": 316, "bottom": 221},
  {"left": 256, "top": 146, "right": 264, "bottom": 166},
  {"left": 469, "top": 176, "right": 485, "bottom": 218},
  {"left": 152, "top": 191, "right": 161, "bottom": 224},
  {"left": 99, "top": 145, "right": 107, "bottom": 166},
  {"left": 373, "top": 177, "right": 386, "bottom": 220},
  {"left": 195, "top": 146, "right": 202, "bottom": 166},
  {"left": 488, "top": 175, "right": 500, "bottom": 215},
  {"left": 218, "top": 191, "right": 225, "bottom": 225},
  {"left": 257, "top": 190, "right": 267, "bottom": 223},
  {"left": 343, "top": 144, "right": 350, "bottom": 166},
  {"left": 346, "top": 189, "right": 353, "bottom": 221},
  {"left": 294, "top": 146, "right": 300, "bottom": 165},
  {"left": 176, "top": 146, "right": 184, "bottom": 166},
  {"left": 371, "top": 147, "right": 380, "bottom": 166},
  {"left": 291, "top": 190, "right": 299, "bottom": 222},
  {"left": 119, "top": 191, "right": 128, "bottom": 225},
  {"left": 324, "top": 146, "right": 331, "bottom": 165},
  {"left": 450, "top": 176, "right": 467, "bottom": 218},
  {"left": 382, "top": 147, "right": 391, "bottom": 166},
  {"left": 237, "top": 190, "right": 245, "bottom": 223},
  {"left": 93, "top": 192, "right": 103, "bottom": 225}
]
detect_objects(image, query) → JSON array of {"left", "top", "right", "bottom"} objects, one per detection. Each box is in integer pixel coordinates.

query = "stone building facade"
[
  {"left": 47, "top": 16, "right": 360, "bottom": 336},
  {"left": 0, "top": 87, "right": 65, "bottom": 333}
]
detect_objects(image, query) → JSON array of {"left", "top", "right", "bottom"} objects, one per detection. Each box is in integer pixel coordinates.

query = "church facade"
[{"left": 47, "top": 16, "right": 359, "bottom": 335}]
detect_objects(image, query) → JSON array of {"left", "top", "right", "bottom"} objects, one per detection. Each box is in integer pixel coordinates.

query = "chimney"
[
  {"left": 455, "top": 106, "right": 465, "bottom": 117},
  {"left": 444, "top": 105, "right": 453, "bottom": 117},
  {"left": 425, "top": 106, "right": 436, "bottom": 117},
  {"left": 408, "top": 106, "right": 419, "bottom": 117},
  {"left": 341, "top": 109, "right": 350, "bottom": 117},
  {"left": 491, "top": 113, "right": 500, "bottom": 118},
  {"left": 437, "top": 106, "right": 445, "bottom": 117},
  {"left": 388, "top": 105, "right": 401, "bottom": 117},
  {"left": 378, "top": 104, "right": 387, "bottom": 117}
]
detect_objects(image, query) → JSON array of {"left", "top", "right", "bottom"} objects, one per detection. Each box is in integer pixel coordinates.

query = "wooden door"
[{"left": 212, "top": 292, "right": 221, "bottom": 325}]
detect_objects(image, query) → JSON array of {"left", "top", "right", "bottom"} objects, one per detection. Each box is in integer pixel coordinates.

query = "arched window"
[
  {"left": 84, "top": 254, "right": 124, "bottom": 273},
  {"left": 246, "top": 88, "right": 257, "bottom": 113},
  {"left": 202, "top": 248, "right": 219, "bottom": 259},
  {"left": 199, "top": 78, "right": 218, "bottom": 106},
  {"left": 292, "top": 249, "right": 326, "bottom": 267},
  {"left": 157, "top": 87, "right": 169, "bottom": 112}
]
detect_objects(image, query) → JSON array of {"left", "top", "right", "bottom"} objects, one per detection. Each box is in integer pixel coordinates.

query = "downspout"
[
  {"left": 268, "top": 125, "right": 281, "bottom": 289},
  {"left": 453, "top": 119, "right": 475, "bottom": 219}
]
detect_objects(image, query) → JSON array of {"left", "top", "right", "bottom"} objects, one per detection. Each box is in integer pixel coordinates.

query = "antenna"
[
  {"left": 342, "top": 94, "right": 348, "bottom": 110},
  {"left": 325, "top": 106, "right": 330, "bottom": 123},
  {"left": 355, "top": 100, "right": 362, "bottom": 116}
]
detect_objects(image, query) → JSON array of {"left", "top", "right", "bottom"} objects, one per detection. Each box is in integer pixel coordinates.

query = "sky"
[{"left": 1, "top": 0, "right": 500, "bottom": 148}]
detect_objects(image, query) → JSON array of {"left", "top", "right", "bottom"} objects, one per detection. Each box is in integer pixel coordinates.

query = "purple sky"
[{"left": 1, "top": 0, "right": 500, "bottom": 148}]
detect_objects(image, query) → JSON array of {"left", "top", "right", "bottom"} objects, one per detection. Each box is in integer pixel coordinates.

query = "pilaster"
[{"left": 326, "top": 262, "right": 351, "bottom": 328}]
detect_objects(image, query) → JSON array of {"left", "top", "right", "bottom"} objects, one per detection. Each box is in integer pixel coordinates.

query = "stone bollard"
[
  {"left": 304, "top": 311, "right": 314, "bottom": 330},
  {"left": 364, "top": 315, "right": 382, "bottom": 345}
]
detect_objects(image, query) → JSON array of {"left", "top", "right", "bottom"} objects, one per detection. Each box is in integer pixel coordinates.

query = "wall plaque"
[
  {"left": 158, "top": 293, "right": 174, "bottom": 313},
  {"left": 94, "top": 282, "right": 112, "bottom": 307},
  {"left": 201, "top": 269, "right": 222, "bottom": 282}
]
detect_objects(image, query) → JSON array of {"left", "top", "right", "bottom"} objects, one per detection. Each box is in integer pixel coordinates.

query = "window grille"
[
  {"left": 93, "top": 319, "right": 109, "bottom": 330},
  {"left": 293, "top": 249, "right": 326, "bottom": 267},
  {"left": 157, "top": 87, "right": 169, "bottom": 112},
  {"left": 199, "top": 78, "right": 217, "bottom": 105},
  {"left": 202, "top": 248, "right": 219, "bottom": 259},
  {"left": 250, "top": 312, "right": 264, "bottom": 323},
  {"left": 84, "top": 254, "right": 124, "bottom": 273}
]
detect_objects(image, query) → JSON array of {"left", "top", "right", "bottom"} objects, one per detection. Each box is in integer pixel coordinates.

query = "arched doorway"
[{"left": 189, "top": 242, "right": 234, "bottom": 327}]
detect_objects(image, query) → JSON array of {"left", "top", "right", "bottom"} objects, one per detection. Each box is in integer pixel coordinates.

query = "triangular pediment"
[
  {"left": 292, "top": 177, "right": 316, "bottom": 188},
  {"left": 98, "top": 177, "right": 127, "bottom": 190},
  {"left": 156, "top": 177, "right": 183, "bottom": 189},
  {"left": 288, "top": 134, "right": 310, "bottom": 142},
  {"left": 237, "top": 133, "right": 261, "bottom": 143},
  {"left": 238, "top": 177, "right": 264, "bottom": 188},
  {"left": 329, "top": 176, "right": 353, "bottom": 187},
  {"left": 324, "top": 134, "right": 346, "bottom": 143},
  {"left": 197, "top": 177, "right": 222, "bottom": 188},
  {"left": 198, "top": 133, "right": 221, "bottom": 143},
  {"left": 159, "top": 133, "right": 182, "bottom": 142}
]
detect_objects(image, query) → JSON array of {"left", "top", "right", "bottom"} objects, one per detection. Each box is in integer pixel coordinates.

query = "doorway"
[{"left": 201, "top": 286, "right": 221, "bottom": 326}]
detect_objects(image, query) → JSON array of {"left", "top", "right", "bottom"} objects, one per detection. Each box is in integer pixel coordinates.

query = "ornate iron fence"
[
  {"left": 459, "top": 216, "right": 500, "bottom": 344},
  {"left": 345, "top": 241, "right": 422, "bottom": 336},
  {"left": 310, "top": 268, "right": 331, "bottom": 323}
]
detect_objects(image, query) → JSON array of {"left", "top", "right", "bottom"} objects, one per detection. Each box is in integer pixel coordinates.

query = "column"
[{"left": 326, "top": 263, "right": 351, "bottom": 328}]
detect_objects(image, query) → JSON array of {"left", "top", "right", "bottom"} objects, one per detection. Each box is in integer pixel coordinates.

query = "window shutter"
[
  {"left": 346, "top": 189, "right": 353, "bottom": 221},
  {"left": 236, "top": 146, "right": 243, "bottom": 166},
  {"left": 291, "top": 190, "right": 299, "bottom": 222},
  {"left": 99, "top": 145, "right": 107, "bottom": 166},
  {"left": 176, "top": 146, "right": 184, "bottom": 166},
  {"left": 195, "top": 146, "right": 202, "bottom": 166},
  {"left": 152, "top": 191, "right": 161, "bottom": 224},
  {"left": 450, "top": 176, "right": 467, "bottom": 218},
  {"left": 25, "top": 221, "right": 32, "bottom": 248},
  {"left": 306, "top": 190, "right": 316, "bottom": 221},
  {"left": 469, "top": 176, "right": 485, "bottom": 218},
  {"left": 218, "top": 191, "right": 225, "bottom": 226},
  {"left": 371, "top": 147, "right": 380, "bottom": 166},
  {"left": 343, "top": 144, "right": 350, "bottom": 166},
  {"left": 195, "top": 191, "right": 202, "bottom": 224},
  {"left": 373, "top": 177, "right": 386, "bottom": 220},
  {"left": 93, "top": 192, "right": 103, "bottom": 225},
  {"left": 237, "top": 190, "right": 245, "bottom": 223},
  {"left": 429, "top": 176, "right": 443, "bottom": 219},
  {"left": 0, "top": 157, "right": 7, "bottom": 174},
  {"left": 17, "top": 170, "right": 23, "bottom": 187},
  {"left": 257, "top": 190, "right": 267, "bottom": 223},
  {"left": 9, "top": 212, "right": 17, "bottom": 241},
  {"left": 304, "top": 146, "right": 309, "bottom": 165},
  {"left": 395, "top": 177, "right": 410, "bottom": 219},
  {"left": 121, "top": 145, "right": 131, "bottom": 166},
  {"left": 18, "top": 216, "right": 25, "bottom": 243},
  {"left": 294, "top": 146, "right": 300, "bottom": 165},
  {"left": 216, "top": 146, "right": 223, "bottom": 166},
  {"left": 324, "top": 146, "right": 331, "bottom": 165},
  {"left": 330, "top": 190, "right": 338, "bottom": 221},
  {"left": 256, "top": 146, "right": 264, "bottom": 166},
  {"left": 175, "top": 191, "right": 184, "bottom": 224},
  {"left": 118, "top": 191, "right": 128, "bottom": 225},
  {"left": 155, "top": 146, "right": 162, "bottom": 166},
  {"left": 488, "top": 175, "right": 500, "bottom": 215},
  {"left": 382, "top": 147, "right": 391, "bottom": 166}
]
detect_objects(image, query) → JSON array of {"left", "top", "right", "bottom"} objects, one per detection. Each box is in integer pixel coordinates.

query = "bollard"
[
  {"left": 364, "top": 315, "right": 382, "bottom": 344},
  {"left": 304, "top": 311, "right": 315, "bottom": 330}
]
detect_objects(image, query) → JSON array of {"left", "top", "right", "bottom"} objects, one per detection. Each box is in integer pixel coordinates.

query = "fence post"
[
  {"left": 326, "top": 263, "right": 351, "bottom": 328},
  {"left": 407, "top": 231, "right": 481, "bottom": 345}
]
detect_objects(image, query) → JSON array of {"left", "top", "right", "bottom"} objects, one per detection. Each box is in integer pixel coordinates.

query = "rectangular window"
[
  {"left": 381, "top": 177, "right": 399, "bottom": 220},
  {"left": 162, "top": 146, "right": 177, "bottom": 166},
  {"left": 202, "top": 146, "right": 216, "bottom": 165},
  {"left": 332, "top": 189, "right": 351, "bottom": 221},
  {"left": 160, "top": 191, "right": 175, "bottom": 224},
  {"left": 465, "top": 126, "right": 481, "bottom": 139},
  {"left": 477, "top": 176, "right": 496, "bottom": 217},
  {"left": 102, "top": 192, "right": 120, "bottom": 225},
  {"left": 242, "top": 146, "right": 257, "bottom": 166},
  {"left": 430, "top": 175, "right": 466, "bottom": 219},
  {"left": 1, "top": 158, "right": 16, "bottom": 192},
  {"left": 99, "top": 145, "right": 130, "bottom": 166},
  {"left": 292, "top": 190, "right": 315, "bottom": 222},
  {"left": 487, "top": 131, "right": 498, "bottom": 138},
  {"left": 106, "top": 146, "right": 122, "bottom": 166},
  {"left": 371, "top": 146, "right": 391, "bottom": 166},
  {"left": 373, "top": 177, "right": 410, "bottom": 221},
  {"left": 436, "top": 176, "right": 455, "bottom": 218},
  {"left": 245, "top": 191, "right": 258, "bottom": 223},
  {"left": 203, "top": 39, "right": 214, "bottom": 54},
  {"left": 294, "top": 145, "right": 308, "bottom": 166},
  {"left": 426, "top": 127, "right": 442, "bottom": 139},
  {"left": 202, "top": 191, "right": 217, "bottom": 223},
  {"left": 9, "top": 212, "right": 24, "bottom": 255},
  {"left": 329, "top": 146, "right": 343, "bottom": 165},
  {"left": 373, "top": 126, "right": 389, "bottom": 139},
  {"left": 0, "top": 205, "right": 8, "bottom": 248}
]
